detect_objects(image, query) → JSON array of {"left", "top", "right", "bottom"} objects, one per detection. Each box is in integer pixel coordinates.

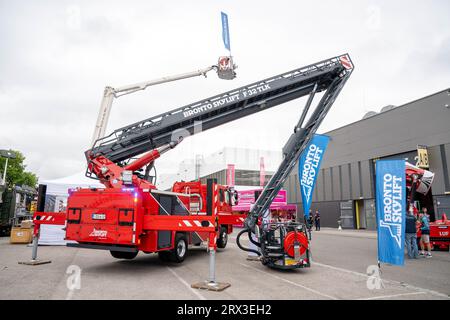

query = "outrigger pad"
[
  {"left": 18, "top": 259, "right": 52, "bottom": 266},
  {"left": 191, "top": 281, "right": 231, "bottom": 292},
  {"left": 246, "top": 255, "right": 261, "bottom": 262}
]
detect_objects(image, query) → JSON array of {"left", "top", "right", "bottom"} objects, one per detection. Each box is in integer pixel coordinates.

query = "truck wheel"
[
  {"left": 217, "top": 226, "right": 228, "bottom": 249},
  {"left": 169, "top": 234, "right": 188, "bottom": 263},
  {"left": 110, "top": 250, "right": 138, "bottom": 260}
]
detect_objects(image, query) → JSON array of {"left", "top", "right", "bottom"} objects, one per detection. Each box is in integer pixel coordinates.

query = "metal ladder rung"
[{"left": 266, "top": 246, "right": 282, "bottom": 251}]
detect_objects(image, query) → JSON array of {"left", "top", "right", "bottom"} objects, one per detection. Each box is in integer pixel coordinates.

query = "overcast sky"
[{"left": 1, "top": 0, "right": 449, "bottom": 184}]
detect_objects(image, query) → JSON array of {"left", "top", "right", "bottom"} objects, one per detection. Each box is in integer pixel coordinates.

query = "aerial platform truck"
[
  {"left": 406, "top": 162, "right": 450, "bottom": 250},
  {"left": 31, "top": 54, "right": 353, "bottom": 272}
]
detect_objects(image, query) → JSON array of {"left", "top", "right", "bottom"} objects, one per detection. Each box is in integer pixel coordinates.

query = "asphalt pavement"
[
  {"left": 308, "top": 228, "right": 450, "bottom": 296},
  {"left": 0, "top": 228, "right": 448, "bottom": 300}
]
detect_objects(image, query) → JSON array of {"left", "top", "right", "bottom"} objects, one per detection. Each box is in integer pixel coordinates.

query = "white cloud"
[{"left": 0, "top": 0, "right": 449, "bottom": 182}]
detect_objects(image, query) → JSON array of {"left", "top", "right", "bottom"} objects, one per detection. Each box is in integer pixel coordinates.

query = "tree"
[{"left": 0, "top": 150, "right": 38, "bottom": 188}]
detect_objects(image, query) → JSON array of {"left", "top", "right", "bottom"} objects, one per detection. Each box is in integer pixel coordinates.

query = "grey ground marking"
[
  {"left": 167, "top": 266, "right": 207, "bottom": 300},
  {"left": 239, "top": 263, "right": 339, "bottom": 300}
]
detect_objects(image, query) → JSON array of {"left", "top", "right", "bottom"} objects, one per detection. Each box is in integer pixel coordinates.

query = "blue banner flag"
[
  {"left": 221, "top": 12, "right": 231, "bottom": 51},
  {"left": 298, "top": 134, "right": 330, "bottom": 218},
  {"left": 375, "top": 160, "right": 406, "bottom": 266}
]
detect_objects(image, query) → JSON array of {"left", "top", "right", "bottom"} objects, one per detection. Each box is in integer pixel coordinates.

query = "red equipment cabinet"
[
  {"left": 430, "top": 214, "right": 450, "bottom": 250},
  {"left": 65, "top": 188, "right": 147, "bottom": 247}
]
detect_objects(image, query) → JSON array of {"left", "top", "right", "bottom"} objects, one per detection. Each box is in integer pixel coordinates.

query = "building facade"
[
  {"left": 199, "top": 168, "right": 273, "bottom": 187},
  {"left": 168, "top": 147, "right": 281, "bottom": 188},
  {"left": 284, "top": 88, "right": 450, "bottom": 229}
]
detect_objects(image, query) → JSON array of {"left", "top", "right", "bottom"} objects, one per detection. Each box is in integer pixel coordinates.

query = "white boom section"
[{"left": 91, "top": 65, "right": 224, "bottom": 146}]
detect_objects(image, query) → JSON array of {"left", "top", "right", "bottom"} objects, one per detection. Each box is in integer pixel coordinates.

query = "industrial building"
[
  {"left": 284, "top": 88, "right": 450, "bottom": 229},
  {"left": 162, "top": 147, "right": 281, "bottom": 189}
]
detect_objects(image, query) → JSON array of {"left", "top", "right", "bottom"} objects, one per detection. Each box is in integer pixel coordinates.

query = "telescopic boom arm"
[
  {"left": 86, "top": 55, "right": 353, "bottom": 208},
  {"left": 91, "top": 57, "right": 237, "bottom": 146},
  {"left": 84, "top": 54, "right": 353, "bottom": 270}
]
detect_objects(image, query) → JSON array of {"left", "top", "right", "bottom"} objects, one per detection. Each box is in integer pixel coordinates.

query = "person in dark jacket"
[
  {"left": 304, "top": 210, "right": 313, "bottom": 229},
  {"left": 308, "top": 215, "right": 314, "bottom": 230},
  {"left": 405, "top": 210, "right": 419, "bottom": 259},
  {"left": 314, "top": 210, "right": 321, "bottom": 231},
  {"left": 304, "top": 211, "right": 314, "bottom": 240}
]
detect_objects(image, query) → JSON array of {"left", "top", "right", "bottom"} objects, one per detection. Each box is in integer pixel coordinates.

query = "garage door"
[{"left": 340, "top": 201, "right": 354, "bottom": 229}]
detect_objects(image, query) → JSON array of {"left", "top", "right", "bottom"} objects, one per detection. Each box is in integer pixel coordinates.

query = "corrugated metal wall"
[{"left": 284, "top": 89, "right": 450, "bottom": 228}]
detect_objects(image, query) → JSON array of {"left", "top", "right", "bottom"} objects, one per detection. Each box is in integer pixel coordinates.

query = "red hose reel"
[{"left": 283, "top": 231, "right": 309, "bottom": 258}]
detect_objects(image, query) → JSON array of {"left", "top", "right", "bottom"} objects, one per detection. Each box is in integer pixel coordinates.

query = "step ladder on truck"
[{"left": 31, "top": 54, "right": 353, "bottom": 272}]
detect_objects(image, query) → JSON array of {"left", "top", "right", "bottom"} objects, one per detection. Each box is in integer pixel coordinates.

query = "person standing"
[
  {"left": 314, "top": 210, "right": 321, "bottom": 231},
  {"left": 291, "top": 213, "right": 296, "bottom": 223},
  {"left": 305, "top": 209, "right": 313, "bottom": 229},
  {"left": 405, "top": 209, "right": 419, "bottom": 259},
  {"left": 308, "top": 214, "right": 314, "bottom": 230},
  {"left": 419, "top": 209, "right": 432, "bottom": 258}
]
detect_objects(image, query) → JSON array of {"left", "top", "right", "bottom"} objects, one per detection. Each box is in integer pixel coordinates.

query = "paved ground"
[
  {"left": 309, "top": 228, "right": 450, "bottom": 296},
  {"left": 0, "top": 228, "right": 448, "bottom": 300}
]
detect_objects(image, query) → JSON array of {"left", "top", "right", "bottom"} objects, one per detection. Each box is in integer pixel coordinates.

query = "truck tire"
[
  {"left": 217, "top": 226, "right": 228, "bottom": 249},
  {"left": 169, "top": 234, "right": 188, "bottom": 263},
  {"left": 110, "top": 250, "right": 138, "bottom": 260}
]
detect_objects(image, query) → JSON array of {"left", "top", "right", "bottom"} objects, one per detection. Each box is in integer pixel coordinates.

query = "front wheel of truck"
[
  {"left": 217, "top": 226, "right": 228, "bottom": 249},
  {"left": 169, "top": 234, "right": 188, "bottom": 263}
]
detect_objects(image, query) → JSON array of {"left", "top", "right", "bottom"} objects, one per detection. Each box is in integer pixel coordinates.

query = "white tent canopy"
[
  {"left": 40, "top": 171, "right": 103, "bottom": 196},
  {"left": 38, "top": 171, "right": 102, "bottom": 245}
]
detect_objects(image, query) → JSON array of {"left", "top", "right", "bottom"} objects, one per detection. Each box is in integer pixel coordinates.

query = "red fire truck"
[
  {"left": 34, "top": 54, "right": 354, "bottom": 269},
  {"left": 425, "top": 214, "right": 450, "bottom": 250},
  {"left": 63, "top": 179, "right": 241, "bottom": 261}
]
